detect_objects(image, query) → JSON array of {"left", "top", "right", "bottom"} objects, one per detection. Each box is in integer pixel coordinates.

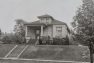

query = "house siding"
[
  {"left": 53, "top": 25, "right": 68, "bottom": 38},
  {"left": 43, "top": 25, "right": 53, "bottom": 38}
]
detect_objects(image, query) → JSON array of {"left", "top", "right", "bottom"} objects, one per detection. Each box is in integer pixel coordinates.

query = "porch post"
[
  {"left": 25, "top": 26, "right": 27, "bottom": 37},
  {"left": 41, "top": 25, "right": 43, "bottom": 36},
  {"left": 25, "top": 26, "right": 28, "bottom": 43}
]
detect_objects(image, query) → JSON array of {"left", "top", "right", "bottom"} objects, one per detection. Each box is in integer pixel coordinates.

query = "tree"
[
  {"left": 14, "top": 19, "right": 26, "bottom": 43},
  {"left": 71, "top": 0, "right": 94, "bottom": 63}
]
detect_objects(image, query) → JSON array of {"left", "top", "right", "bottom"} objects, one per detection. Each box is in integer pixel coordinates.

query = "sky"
[{"left": 0, "top": 0, "right": 82, "bottom": 33}]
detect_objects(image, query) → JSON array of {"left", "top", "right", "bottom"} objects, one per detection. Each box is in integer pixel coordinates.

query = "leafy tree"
[
  {"left": 72, "top": 0, "right": 94, "bottom": 45},
  {"left": 71, "top": 0, "right": 94, "bottom": 63},
  {"left": 14, "top": 19, "right": 26, "bottom": 43}
]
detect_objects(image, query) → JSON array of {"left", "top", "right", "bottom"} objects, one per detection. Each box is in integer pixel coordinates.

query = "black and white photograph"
[{"left": 0, "top": 0, "right": 94, "bottom": 63}]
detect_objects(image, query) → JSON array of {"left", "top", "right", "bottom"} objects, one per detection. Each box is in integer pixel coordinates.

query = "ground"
[{"left": 0, "top": 44, "right": 92, "bottom": 63}]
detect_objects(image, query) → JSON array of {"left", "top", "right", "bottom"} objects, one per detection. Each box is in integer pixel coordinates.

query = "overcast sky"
[{"left": 0, "top": 0, "right": 82, "bottom": 33}]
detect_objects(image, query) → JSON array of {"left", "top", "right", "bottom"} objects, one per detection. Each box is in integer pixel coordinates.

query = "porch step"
[{"left": 7, "top": 45, "right": 26, "bottom": 58}]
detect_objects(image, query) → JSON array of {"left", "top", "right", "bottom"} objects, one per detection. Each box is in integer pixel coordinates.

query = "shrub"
[
  {"left": 14, "top": 35, "right": 26, "bottom": 44},
  {"left": 38, "top": 36, "right": 52, "bottom": 45},
  {"left": 1, "top": 34, "right": 26, "bottom": 44},
  {"left": 53, "top": 36, "right": 69, "bottom": 45},
  {"left": 1, "top": 36, "right": 12, "bottom": 44},
  {"left": 53, "top": 38, "right": 63, "bottom": 45}
]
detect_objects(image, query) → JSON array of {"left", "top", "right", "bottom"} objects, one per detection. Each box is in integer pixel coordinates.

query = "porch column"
[
  {"left": 41, "top": 25, "right": 43, "bottom": 36},
  {"left": 25, "top": 26, "right": 29, "bottom": 43},
  {"left": 25, "top": 26, "right": 28, "bottom": 37}
]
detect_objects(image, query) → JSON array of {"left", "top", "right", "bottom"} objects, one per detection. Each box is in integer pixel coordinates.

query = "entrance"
[{"left": 35, "top": 30, "right": 40, "bottom": 39}]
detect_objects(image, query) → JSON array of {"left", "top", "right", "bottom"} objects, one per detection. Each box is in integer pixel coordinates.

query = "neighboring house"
[{"left": 24, "top": 14, "right": 70, "bottom": 43}]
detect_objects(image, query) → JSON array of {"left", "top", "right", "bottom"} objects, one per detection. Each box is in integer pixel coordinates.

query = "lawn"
[
  {"left": 7, "top": 45, "right": 26, "bottom": 57},
  {"left": 0, "top": 44, "right": 15, "bottom": 57},
  {"left": 0, "top": 44, "right": 91, "bottom": 62},
  {"left": 20, "top": 45, "right": 90, "bottom": 62}
]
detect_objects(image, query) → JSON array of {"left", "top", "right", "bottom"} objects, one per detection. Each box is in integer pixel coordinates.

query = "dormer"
[{"left": 38, "top": 14, "right": 53, "bottom": 24}]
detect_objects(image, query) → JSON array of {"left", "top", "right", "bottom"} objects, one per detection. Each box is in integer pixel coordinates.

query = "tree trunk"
[
  {"left": 89, "top": 42, "right": 93, "bottom": 63},
  {"left": 90, "top": 48, "right": 93, "bottom": 63}
]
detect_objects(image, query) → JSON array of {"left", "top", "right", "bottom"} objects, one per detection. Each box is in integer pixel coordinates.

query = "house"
[{"left": 24, "top": 14, "right": 70, "bottom": 44}]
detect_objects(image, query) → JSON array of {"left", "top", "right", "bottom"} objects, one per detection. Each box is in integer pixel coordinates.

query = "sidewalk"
[{"left": 1, "top": 58, "right": 90, "bottom": 63}]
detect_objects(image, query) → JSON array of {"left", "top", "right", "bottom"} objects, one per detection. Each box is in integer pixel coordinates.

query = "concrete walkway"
[
  {"left": 1, "top": 58, "right": 90, "bottom": 63},
  {"left": 4, "top": 45, "right": 28, "bottom": 58}
]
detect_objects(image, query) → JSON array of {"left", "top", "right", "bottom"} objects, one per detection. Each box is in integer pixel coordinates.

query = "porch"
[{"left": 25, "top": 25, "right": 44, "bottom": 43}]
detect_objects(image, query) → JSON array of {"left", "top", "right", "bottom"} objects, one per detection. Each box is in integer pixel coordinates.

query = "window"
[
  {"left": 45, "top": 18, "right": 49, "bottom": 24},
  {"left": 56, "top": 27, "right": 62, "bottom": 32},
  {"left": 56, "top": 27, "right": 62, "bottom": 37},
  {"left": 40, "top": 17, "right": 52, "bottom": 24}
]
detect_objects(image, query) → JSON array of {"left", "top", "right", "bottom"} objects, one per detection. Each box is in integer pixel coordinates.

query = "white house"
[{"left": 24, "top": 14, "right": 70, "bottom": 43}]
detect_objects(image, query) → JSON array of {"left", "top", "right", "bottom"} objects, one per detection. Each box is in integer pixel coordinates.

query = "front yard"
[
  {"left": 0, "top": 44, "right": 91, "bottom": 62},
  {"left": 20, "top": 45, "right": 90, "bottom": 62},
  {"left": 0, "top": 44, "right": 15, "bottom": 57}
]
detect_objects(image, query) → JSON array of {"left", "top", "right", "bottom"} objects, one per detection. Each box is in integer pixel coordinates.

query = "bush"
[
  {"left": 53, "top": 37, "right": 69, "bottom": 45},
  {"left": 38, "top": 36, "right": 52, "bottom": 45},
  {"left": 1, "top": 36, "right": 12, "bottom": 44},
  {"left": 53, "top": 38, "right": 63, "bottom": 45},
  {"left": 14, "top": 35, "right": 26, "bottom": 44},
  {"left": 28, "top": 36, "right": 70, "bottom": 45},
  {"left": 1, "top": 34, "right": 26, "bottom": 44}
]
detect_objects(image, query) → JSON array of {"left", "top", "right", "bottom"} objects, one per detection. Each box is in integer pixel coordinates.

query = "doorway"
[{"left": 35, "top": 30, "right": 40, "bottom": 39}]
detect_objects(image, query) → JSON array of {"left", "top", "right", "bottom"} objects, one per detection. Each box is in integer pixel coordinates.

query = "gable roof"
[
  {"left": 24, "top": 14, "right": 66, "bottom": 25},
  {"left": 51, "top": 19, "right": 66, "bottom": 25},
  {"left": 24, "top": 19, "right": 66, "bottom": 25}
]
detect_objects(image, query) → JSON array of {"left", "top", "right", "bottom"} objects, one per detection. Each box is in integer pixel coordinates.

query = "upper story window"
[
  {"left": 40, "top": 17, "right": 52, "bottom": 24},
  {"left": 38, "top": 15, "right": 53, "bottom": 24}
]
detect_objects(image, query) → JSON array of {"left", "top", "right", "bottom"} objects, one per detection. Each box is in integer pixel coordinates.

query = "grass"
[
  {"left": 20, "top": 45, "right": 90, "bottom": 62},
  {"left": 0, "top": 44, "right": 15, "bottom": 57},
  {"left": 7, "top": 45, "right": 26, "bottom": 57},
  {"left": 0, "top": 44, "right": 91, "bottom": 62}
]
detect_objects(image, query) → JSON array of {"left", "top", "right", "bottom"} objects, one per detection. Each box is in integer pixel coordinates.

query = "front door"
[{"left": 35, "top": 30, "right": 40, "bottom": 39}]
